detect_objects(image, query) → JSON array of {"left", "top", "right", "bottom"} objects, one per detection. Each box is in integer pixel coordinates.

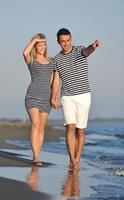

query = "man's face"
[{"left": 58, "top": 34, "right": 72, "bottom": 53}]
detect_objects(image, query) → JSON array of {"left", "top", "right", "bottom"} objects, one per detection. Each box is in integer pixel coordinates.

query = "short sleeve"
[
  {"left": 77, "top": 46, "right": 86, "bottom": 57},
  {"left": 51, "top": 63, "right": 54, "bottom": 71},
  {"left": 26, "top": 59, "right": 33, "bottom": 69},
  {"left": 52, "top": 57, "right": 58, "bottom": 71},
  {"left": 77, "top": 46, "right": 85, "bottom": 53}
]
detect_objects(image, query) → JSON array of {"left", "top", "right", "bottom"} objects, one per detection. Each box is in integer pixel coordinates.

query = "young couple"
[{"left": 23, "top": 28, "right": 101, "bottom": 168}]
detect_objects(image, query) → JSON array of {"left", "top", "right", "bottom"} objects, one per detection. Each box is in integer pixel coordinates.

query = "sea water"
[{"left": 5, "top": 119, "right": 124, "bottom": 199}]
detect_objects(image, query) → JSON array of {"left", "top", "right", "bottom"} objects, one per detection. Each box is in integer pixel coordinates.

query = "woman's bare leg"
[
  {"left": 27, "top": 108, "right": 41, "bottom": 162},
  {"left": 37, "top": 112, "right": 48, "bottom": 156}
]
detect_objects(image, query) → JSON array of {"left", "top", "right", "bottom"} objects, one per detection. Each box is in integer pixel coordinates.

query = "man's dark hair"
[{"left": 57, "top": 28, "right": 71, "bottom": 42}]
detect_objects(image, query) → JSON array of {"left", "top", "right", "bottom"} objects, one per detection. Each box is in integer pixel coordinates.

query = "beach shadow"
[
  {"left": 0, "top": 150, "right": 32, "bottom": 167},
  {"left": 60, "top": 167, "right": 80, "bottom": 198},
  {"left": 0, "top": 150, "right": 55, "bottom": 167}
]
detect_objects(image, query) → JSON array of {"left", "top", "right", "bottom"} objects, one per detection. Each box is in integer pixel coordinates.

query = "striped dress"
[{"left": 25, "top": 60, "right": 53, "bottom": 113}]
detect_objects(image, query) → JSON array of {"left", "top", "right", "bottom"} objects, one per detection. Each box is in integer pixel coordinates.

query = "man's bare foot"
[
  {"left": 69, "top": 159, "right": 76, "bottom": 170},
  {"left": 75, "top": 160, "right": 80, "bottom": 170}
]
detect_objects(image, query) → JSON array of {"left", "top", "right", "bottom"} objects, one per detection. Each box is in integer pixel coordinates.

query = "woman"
[{"left": 23, "top": 33, "right": 53, "bottom": 166}]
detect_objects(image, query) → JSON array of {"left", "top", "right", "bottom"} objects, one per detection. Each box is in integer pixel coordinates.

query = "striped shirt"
[{"left": 53, "top": 46, "right": 91, "bottom": 96}]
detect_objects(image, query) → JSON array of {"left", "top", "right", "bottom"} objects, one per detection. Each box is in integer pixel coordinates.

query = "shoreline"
[
  {"left": 0, "top": 120, "right": 124, "bottom": 199},
  {"left": 0, "top": 117, "right": 124, "bottom": 128},
  {"left": 0, "top": 122, "right": 65, "bottom": 150}
]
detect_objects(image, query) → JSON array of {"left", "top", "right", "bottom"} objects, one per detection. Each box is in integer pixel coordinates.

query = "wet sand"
[
  {"left": 0, "top": 122, "right": 124, "bottom": 199},
  {"left": 0, "top": 177, "right": 53, "bottom": 200},
  {"left": 0, "top": 148, "right": 103, "bottom": 200},
  {"left": 0, "top": 123, "right": 64, "bottom": 149},
  {"left": 0, "top": 124, "right": 65, "bottom": 200}
]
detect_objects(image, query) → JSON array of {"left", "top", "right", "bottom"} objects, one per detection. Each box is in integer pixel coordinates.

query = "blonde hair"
[{"left": 30, "top": 33, "right": 52, "bottom": 63}]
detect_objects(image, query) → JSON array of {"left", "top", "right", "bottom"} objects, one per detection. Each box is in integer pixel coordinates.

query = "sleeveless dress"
[{"left": 25, "top": 60, "right": 53, "bottom": 113}]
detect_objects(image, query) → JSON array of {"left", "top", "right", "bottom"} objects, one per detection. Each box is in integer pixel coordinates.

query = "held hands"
[
  {"left": 92, "top": 40, "right": 102, "bottom": 49},
  {"left": 51, "top": 97, "right": 60, "bottom": 109}
]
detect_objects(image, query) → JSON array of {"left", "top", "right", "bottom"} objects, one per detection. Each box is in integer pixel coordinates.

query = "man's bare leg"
[
  {"left": 75, "top": 128, "right": 85, "bottom": 168},
  {"left": 65, "top": 124, "right": 76, "bottom": 167}
]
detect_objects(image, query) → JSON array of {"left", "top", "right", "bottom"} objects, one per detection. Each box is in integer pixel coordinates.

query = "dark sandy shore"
[
  {"left": 0, "top": 148, "right": 102, "bottom": 200},
  {"left": 0, "top": 177, "right": 53, "bottom": 200},
  {"left": 0, "top": 122, "right": 124, "bottom": 200},
  {"left": 0, "top": 124, "right": 97, "bottom": 200},
  {"left": 0, "top": 124, "right": 65, "bottom": 200},
  {"left": 0, "top": 122, "right": 65, "bottom": 149}
]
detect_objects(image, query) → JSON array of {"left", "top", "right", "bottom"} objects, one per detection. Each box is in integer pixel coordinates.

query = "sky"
[{"left": 0, "top": 0, "right": 124, "bottom": 120}]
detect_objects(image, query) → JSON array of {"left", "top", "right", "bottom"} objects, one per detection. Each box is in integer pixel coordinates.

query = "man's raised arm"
[{"left": 82, "top": 40, "right": 102, "bottom": 57}]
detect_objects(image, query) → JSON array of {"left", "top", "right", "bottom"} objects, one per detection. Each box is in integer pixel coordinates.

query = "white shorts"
[{"left": 61, "top": 92, "right": 91, "bottom": 129}]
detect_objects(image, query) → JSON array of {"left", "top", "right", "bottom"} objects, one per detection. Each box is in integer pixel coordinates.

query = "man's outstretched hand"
[{"left": 93, "top": 40, "right": 102, "bottom": 49}]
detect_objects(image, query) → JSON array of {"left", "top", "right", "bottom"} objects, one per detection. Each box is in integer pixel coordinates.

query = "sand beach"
[{"left": 0, "top": 119, "right": 124, "bottom": 200}]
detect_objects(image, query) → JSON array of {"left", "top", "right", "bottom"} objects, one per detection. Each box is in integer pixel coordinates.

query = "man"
[{"left": 51, "top": 28, "right": 102, "bottom": 169}]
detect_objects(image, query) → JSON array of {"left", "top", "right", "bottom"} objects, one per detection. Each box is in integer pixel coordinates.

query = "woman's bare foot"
[
  {"left": 33, "top": 160, "right": 42, "bottom": 166},
  {"left": 33, "top": 156, "right": 42, "bottom": 166}
]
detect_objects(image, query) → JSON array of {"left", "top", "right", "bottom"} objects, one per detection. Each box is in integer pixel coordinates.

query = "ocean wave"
[{"left": 115, "top": 169, "right": 124, "bottom": 177}]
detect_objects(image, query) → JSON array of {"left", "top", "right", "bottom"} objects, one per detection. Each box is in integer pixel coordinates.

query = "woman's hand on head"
[{"left": 33, "top": 38, "right": 46, "bottom": 44}]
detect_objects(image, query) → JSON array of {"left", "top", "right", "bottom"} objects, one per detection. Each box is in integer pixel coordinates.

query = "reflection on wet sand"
[
  {"left": 27, "top": 165, "right": 80, "bottom": 199},
  {"left": 27, "top": 166, "right": 40, "bottom": 190},
  {"left": 61, "top": 168, "right": 80, "bottom": 198}
]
